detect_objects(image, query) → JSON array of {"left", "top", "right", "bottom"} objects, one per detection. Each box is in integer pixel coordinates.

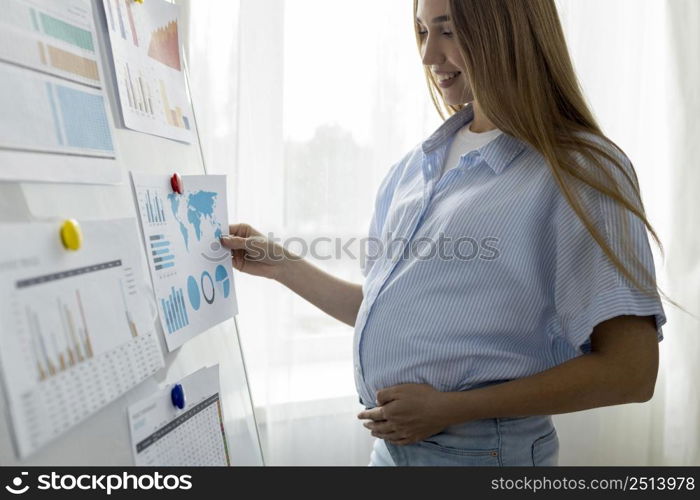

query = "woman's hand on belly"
[{"left": 357, "top": 384, "right": 453, "bottom": 446}]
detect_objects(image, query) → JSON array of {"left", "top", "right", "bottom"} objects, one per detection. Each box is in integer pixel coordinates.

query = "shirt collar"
[{"left": 421, "top": 103, "right": 529, "bottom": 176}]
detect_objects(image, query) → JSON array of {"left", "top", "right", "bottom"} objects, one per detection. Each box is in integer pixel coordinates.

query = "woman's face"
[{"left": 416, "top": 0, "right": 473, "bottom": 106}]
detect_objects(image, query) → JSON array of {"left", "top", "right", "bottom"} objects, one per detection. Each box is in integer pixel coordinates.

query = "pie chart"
[
  {"left": 215, "top": 265, "right": 230, "bottom": 299},
  {"left": 187, "top": 275, "right": 200, "bottom": 311}
]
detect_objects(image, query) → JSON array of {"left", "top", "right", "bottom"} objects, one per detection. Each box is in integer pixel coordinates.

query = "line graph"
[{"left": 147, "top": 20, "right": 180, "bottom": 70}]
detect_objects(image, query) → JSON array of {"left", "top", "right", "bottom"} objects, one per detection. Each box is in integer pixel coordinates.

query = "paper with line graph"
[
  {"left": 0, "top": 218, "right": 164, "bottom": 458},
  {"left": 130, "top": 172, "right": 237, "bottom": 351},
  {"left": 102, "top": 0, "right": 193, "bottom": 142}
]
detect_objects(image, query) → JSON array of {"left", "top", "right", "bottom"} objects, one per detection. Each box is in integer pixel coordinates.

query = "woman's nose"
[{"left": 421, "top": 37, "right": 446, "bottom": 66}]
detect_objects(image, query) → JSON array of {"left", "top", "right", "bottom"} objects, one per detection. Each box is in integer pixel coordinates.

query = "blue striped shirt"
[{"left": 354, "top": 104, "right": 666, "bottom": 408}]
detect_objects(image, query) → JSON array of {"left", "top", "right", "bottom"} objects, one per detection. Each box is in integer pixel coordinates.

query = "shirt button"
[{"left": 465, "top": 151, "right": 480, "bottom": 167}]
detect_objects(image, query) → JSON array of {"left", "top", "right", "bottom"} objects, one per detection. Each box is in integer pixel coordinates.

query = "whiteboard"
[{"left": 0, "top": 0, "right": 263, "bottom": 466}]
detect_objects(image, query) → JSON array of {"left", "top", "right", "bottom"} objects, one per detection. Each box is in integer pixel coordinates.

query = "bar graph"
[
  {"left": 39, "top": 11, "right": 94, "bottom": 51},
  {"left": 0, "top": 219, "right": 165, "bottom": 458},
  {"left": 126, "top": 0, "right": 139, "bottom": 47},
  {"left": 121, "top": 62, "right": 155, "bottom": 115},
  {"left": 43, "top": 44, "right": 99, "bottom": 81},
  {"left": 120, "top": 266, "right": 140, "bottom": 338},
  {"left": 13, "top": 259, "right": 132, "bottom": 383},
  {"left": 109, "top": 0, "right": 138, "bottom": 47},
  {"left": 116, "top": 0, "right": 125, "bottom": 39},
  {"left": 160, "top": 286, "right": 189, "bottom": 334},
  {"left": 53, "top": 83, "right": 114, "bottom": 151},
  {"left": 105, "top": 0, "right": 115, "bottom": 32},
  {"left": 0, "top": 0, "right": 102, "bottom": 87},
  {"left": 103, "top": 0, "right": 193, "bottom": 142},
  {"left": 0, "top": 0, "right": 117, "bottom": 170},
  {"left": 143, "top": 189, "right": 166, "bottom": 224},
  {"left": 159, "top": 80, "right": 190, "bottom": 130},
  {"left": 0, "top": 59, "right": 114, "bottom": 157},
  {"left": 24, "top": 290, "right": 96, "bottom": 381},
  {"left": 150, "top": 234, "right": 175, "bottom": 271},
  {"left": 131, "top": 172, "right": 236, "bottom": 352}
]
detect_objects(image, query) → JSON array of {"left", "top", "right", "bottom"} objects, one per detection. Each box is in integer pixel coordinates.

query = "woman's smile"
[{"left": 434, "top": 70, "right": 462, "bottom": 88}]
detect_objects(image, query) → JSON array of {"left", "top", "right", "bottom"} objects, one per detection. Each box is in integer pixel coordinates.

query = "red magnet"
[{"left": 170, "top": 173, "right": 183, "bottom": 194}]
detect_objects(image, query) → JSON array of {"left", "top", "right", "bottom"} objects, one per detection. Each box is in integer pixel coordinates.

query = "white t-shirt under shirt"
[{"left": 441, "top": 120, "right": 503, "bottom": 177}]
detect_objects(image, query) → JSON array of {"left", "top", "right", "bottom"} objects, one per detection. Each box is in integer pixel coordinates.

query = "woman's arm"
[
  {"left": 276, "top": 256, "right": 363, "bottom": 327},
  {"left": 440, "top": 314, "right": 659, "bottom": 420},
  {"left": 359, "top": 315, "right": 659, "bottom": 445},
  {"left": 221, "top": 224, "right": 363, "bottom": 327}
]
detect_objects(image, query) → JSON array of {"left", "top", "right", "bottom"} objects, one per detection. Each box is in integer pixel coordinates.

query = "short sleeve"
[
  {"left": 361, "top": 155, "right": 409, "bottom": 277},
  {"left": 551, "top": 150, "right": 667, "bottom": 354}
]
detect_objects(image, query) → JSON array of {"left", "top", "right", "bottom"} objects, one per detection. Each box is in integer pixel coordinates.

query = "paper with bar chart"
[
  {"left": 0, "top": 218, "right": 165, "bottom": 458},
  {"left": 131, "top": 172, "right": 237, "bottom": 351},
  {"left": 0, "top": 0, "right": 118, "bottom": 183},
  {"left": 128, "top": 365, "right": 231, "bottom": 466},
  {"left": 103, "top": 0, "right": 193, "bottom": 142}
]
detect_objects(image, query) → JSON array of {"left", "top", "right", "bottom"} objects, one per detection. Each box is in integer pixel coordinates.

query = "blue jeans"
[{"left": 380, "top": 415, "right": 559, "bottom": 466}]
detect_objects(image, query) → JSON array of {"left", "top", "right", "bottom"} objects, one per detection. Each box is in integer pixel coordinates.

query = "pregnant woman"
[{"left": 221, "top": 0, "right": 667, "bottom": 466}]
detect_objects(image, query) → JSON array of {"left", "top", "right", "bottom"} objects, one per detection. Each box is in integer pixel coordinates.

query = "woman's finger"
[
  {"left": 220, "top": 235, "right": 247, "bottom": 250},
  {"left": 231, "top": 255, "right": 242, "bottom": 271},
  {"left": 364, "top": 420, "right": 395, "bottom": 433},
  {"left": 387, "top": 438, "right": 413, "bottom": 446},
  {"left": 357, "top": 407, "right": 385, "bottom": 422},
  {"left": 229, "top": 223, "right": 261, "bottom": 238},
  {"left": 229, "top": 223, "right": 249, "bottom": 237},
  {"left": 372, "top": 431, "right": 405, "bottom": 441}
]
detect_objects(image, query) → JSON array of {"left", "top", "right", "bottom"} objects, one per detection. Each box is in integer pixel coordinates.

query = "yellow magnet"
[
  {"left": 134, "top": 0, "right": 144, "bottom": 3},
  {"left": 60, "top": 219, "right": 82, "bottom": 251}
]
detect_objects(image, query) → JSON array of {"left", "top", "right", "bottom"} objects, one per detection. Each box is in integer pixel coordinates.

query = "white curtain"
[
  {"left": 184, "top": 0, "right": 699, "bottom": 465},
  {"left": 185, "top": 0, "right": 439, "bottom": 465},
  {"left": 655, "top": 0, "right": 700, "bottom": 466},
  {"left": 555, "top": 0, "right": 699, "bottom": 465}
]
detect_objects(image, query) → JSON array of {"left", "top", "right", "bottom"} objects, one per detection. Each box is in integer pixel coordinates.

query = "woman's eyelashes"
[{"left": 416, "top": 25, "right": 454, "bottom": 38}]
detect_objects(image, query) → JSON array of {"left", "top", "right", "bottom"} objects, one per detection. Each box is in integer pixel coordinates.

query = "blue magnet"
[{"left": 171, "top": 383, "right": 186, "bottom": 410}]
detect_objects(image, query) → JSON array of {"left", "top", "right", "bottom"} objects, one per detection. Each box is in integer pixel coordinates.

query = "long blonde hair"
[{"left": 415, "top": 0, "right": 672, "bottom": 304}]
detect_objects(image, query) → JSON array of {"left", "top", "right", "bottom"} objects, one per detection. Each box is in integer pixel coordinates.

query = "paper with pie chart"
[{"left": 130, "top": 172, "right": 237, "bottom": 351}]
